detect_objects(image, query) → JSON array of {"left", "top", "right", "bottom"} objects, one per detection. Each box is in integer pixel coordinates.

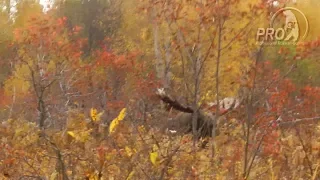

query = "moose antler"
[
  {"left": 156, "top": 88, "right": 194, "bottom": 113},
  {"left": 208, "top": 97, "right": 241, "bottom": 116},
  {"left": 156, "top": 88, "right": 241, "bottom": 115}
]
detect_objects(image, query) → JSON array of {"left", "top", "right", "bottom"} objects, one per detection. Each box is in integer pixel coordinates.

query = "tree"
[
  {"left": 6, "top": 13, "right": 84, "bottom": 128},
  {"left": 55, "top": 0, "right": 122, "bottom": 56}
]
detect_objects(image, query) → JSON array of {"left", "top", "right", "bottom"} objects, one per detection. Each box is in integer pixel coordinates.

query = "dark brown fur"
[{"left": 164, "top": 111, "right": 216, "bottom": 139}]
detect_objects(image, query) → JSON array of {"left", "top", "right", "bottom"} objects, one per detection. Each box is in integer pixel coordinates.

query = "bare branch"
[{"left": 279, "top": 117, "right": 320, "bottom": 127}]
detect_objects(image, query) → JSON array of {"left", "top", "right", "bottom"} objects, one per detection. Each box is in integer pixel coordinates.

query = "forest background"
[{"left": 0, "top": 0, "right": 320, "bottom": 179}]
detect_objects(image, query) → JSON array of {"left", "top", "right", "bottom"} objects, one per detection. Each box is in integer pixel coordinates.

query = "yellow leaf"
[
  {"left": 96, "top": 111, "right": 104, "bottom": 121},
  {"left": 90, "top": 108, "right": 97, "bottom": 120},
  {"left": 141, "top": 28, "right": 151, "bottom": 41},
  {"left": 152, "top": 144, "right": 158, "bottom": 151},
  {"left": 312, "top": 164, "right": 319, "bottom": 180},
  {"left": 67, "top": 131, "right": 75, "bottom": 138},
  {"left": 109, "top": 119, "right": 120, "bottom": 134},
  {"left": 78, "top": 129, "right": 92, "bottom": 143},
  {"left": 106, "top": 154, "right": 112, "bottom": 161},
  {"left": 88, "top": 173, "right": 99, "bottom": 180},
  {"left": 125, "top": 146, "right": 134, "bottom": 157},
  {"left": 109, "top": 108, "right": 127, "bottom": 134},
  {"left": 126, "top": 170, "right": 135, "bottom": 180},
  {"left": 90, "top": 108, "right": 104, "bottom": 122},
  {"left": 49, "top": 171, "right": 58, "bottom": 180},
  {"left": 150, "top": 152, "right": 158, "bottom": 166},
  {"left": 138, "top": 125, "right": 146, "bottom": 133},
  {"left": 117, "top": 108, "right": 127, "bottom": 121}
]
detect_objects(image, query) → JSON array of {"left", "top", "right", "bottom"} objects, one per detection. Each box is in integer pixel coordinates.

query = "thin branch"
[
  {"left": 296, "top": 128, "right": 314, "bottom": 175},
  {"left": 158, "top": 146, "right": 180, "bottom": 180},
  {"left": 279, "top": 116, "right": 320, "bottom": 127},
  {"left": 43, "top": 134, "right": 69, "bottom": 180}
]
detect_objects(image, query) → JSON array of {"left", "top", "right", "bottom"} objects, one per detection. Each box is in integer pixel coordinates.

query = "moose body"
[
  {"left": 156, "top": 88, "right": 239, "bottom": 141},
  {"left": 165, "top": 111, "right": 216, "bottom": 139}
]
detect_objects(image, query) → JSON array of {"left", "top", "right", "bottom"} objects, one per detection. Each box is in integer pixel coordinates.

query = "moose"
[{"left": 156, "top": 88, "right": 240, "bottom": 143}]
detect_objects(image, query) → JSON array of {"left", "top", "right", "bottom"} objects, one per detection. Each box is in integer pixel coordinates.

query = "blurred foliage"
[{"left": 0, "top": 0, "right": 319, "bottom": 179}]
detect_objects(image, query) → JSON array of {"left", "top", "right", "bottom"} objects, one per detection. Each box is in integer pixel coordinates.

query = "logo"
[{"left": 256, "top": 7, "right": 309, "bottom": 45}]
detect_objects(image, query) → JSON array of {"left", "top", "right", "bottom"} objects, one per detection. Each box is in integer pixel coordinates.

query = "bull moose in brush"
[{"left": 156, "top": 88, "right": 241, "bottom": 146}]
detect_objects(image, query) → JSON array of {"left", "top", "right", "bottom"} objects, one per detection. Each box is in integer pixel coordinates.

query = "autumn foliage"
[{"left": 0, "top": 0, "right": 320, "bottom": 179}]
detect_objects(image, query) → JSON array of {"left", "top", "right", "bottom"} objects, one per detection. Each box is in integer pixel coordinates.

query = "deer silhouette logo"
[{"left": 283, "top": 10, "right": 299, "bottom": 41}]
